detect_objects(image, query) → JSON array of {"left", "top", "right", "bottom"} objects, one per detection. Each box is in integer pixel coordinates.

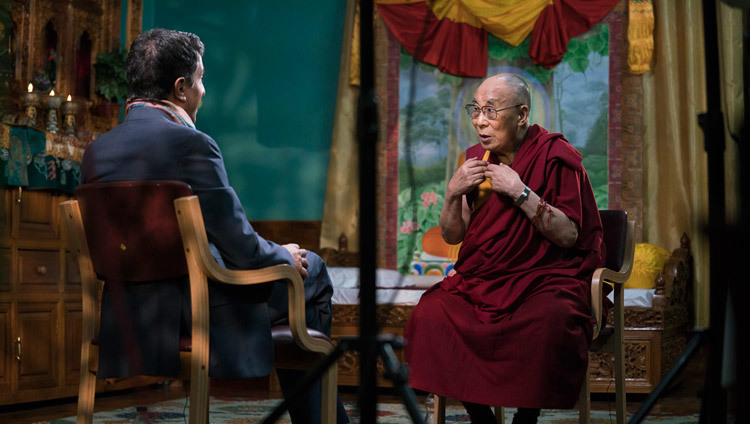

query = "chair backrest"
[
  {"left": 74, "top": 180, "right": 193, "bottom": 282},
  {"left": 599, "top": 209, "right": 628, "bottom": 272}
]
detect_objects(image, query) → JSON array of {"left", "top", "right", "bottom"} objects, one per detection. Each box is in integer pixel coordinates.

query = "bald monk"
[{"left": 404, "top": 73, "right": 605, "bottom": 424}]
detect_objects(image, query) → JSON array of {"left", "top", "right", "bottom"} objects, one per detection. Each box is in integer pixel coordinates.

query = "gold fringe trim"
[
  {"left": 350, "top": 0, "right": 361, "bottom": 86},
  {"left": 1, "top": 125, "right": 9, "bottom": 149},
  {"left": 628, "top": 0, "right": 655, "bottom": 75}
]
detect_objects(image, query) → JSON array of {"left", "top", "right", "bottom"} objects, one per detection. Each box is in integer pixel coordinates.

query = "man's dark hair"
[{"left": 126, "top": 28, "right": 205, "bottom": 100}]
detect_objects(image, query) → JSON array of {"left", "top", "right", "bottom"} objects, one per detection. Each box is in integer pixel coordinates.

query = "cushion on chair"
[
  {"left": 624, "top": 243, "right": 670, "bottom": 289},
  {"left": 599, "top": 210, "right": 628, "bottom": 271},
  {"left": 271, "top": 325, "right": 332, "bottom": 369}
]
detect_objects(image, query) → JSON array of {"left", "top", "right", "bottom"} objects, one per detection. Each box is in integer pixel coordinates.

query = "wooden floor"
[{"left": 0, "top": 345, "right": 734, "bottom": 423}]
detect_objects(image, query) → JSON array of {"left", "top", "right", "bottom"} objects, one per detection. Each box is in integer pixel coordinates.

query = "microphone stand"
[{"left": 263, "top": 0, "right": 426, "bottom": 422}]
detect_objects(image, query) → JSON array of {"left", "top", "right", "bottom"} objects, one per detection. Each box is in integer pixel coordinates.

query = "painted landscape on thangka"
[{"left": 397, "top": 25, "right": 610, "bottom": 275}]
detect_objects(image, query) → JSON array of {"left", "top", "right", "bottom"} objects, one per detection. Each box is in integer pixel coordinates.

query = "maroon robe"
[{"left": 404, "top": 125, "right": 604, "bottom": 408}]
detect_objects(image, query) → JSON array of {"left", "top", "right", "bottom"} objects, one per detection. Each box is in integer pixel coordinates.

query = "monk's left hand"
[{"left": 485, "top": 163, "right": 526, "bottom": 199}]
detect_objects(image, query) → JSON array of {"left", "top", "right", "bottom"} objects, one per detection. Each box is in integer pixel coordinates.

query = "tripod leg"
[
  {"left": 378, "top": 341, "right": 426, "bottom": 424},
  {"left": 262, "top": 342, "right": 347, "bottom": 424},
  {"left": 629, "top": 331, "right": 705, "bottom": 423}
]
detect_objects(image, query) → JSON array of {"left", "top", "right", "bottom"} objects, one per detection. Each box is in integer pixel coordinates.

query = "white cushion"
[
  {"left": 328, "top": 267, "right": 416, "bottom": 289},
  {"left": 609, "top": 288, "right": 655, "bottom": 308}
]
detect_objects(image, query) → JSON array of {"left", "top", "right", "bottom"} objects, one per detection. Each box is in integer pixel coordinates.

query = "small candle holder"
[
  {"left": 61, "top": 97, "right": 80, "bottom": 136},
  {"left": 43, "top": 93, "right": 64, "bottom": 134},
  {"left": 21, "top": 91, "right": 41, "bottom": 127}
]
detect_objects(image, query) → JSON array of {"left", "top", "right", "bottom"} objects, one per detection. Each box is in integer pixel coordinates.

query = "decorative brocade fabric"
[{"left": 0, "top": 123, "right": 84, "bottom": 192}]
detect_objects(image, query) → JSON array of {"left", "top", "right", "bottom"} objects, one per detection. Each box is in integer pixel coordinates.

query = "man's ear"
[
  {"left": 518, "top": 104, "right": 530, "bottom": 126},
  {"left": 172, "top": 77, "right": 187, "bottom": 102}
]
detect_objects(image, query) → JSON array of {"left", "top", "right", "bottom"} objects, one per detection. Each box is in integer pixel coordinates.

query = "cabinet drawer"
[
  {"left": 18, "top": 250, "right": 60, "bottom": 292},
  {"left": 14, "top": 189, "right": 61, "bottom": 241}
]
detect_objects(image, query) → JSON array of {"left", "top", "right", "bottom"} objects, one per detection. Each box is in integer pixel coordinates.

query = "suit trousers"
[{"left": 267, "top": 252, "right": 349, "bottom": 424}]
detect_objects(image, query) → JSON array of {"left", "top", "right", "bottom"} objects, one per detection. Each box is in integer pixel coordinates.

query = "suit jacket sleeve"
[{"left": 177, "top": 131, "right": 294, "bottom": 270}]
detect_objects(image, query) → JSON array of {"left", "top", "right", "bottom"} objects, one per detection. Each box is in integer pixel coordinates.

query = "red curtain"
[
  {"left": 378, "top": 2, "right": 487, "bottom": 78},
  {"left": 530, "top": 0, "right": 621, "bottom": 68},
  {"left": 377, "top": 0, "right": 621, "bottom": 76}
]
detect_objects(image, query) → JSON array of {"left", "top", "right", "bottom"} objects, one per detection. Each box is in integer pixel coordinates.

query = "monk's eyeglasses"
[{"left": 465, "top": 104, "right": 523, "bottom": 120}]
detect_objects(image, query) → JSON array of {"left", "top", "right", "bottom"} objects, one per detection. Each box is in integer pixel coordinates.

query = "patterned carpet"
[{"left": 43, "top": 397, "right": 701, "bottom": 423}]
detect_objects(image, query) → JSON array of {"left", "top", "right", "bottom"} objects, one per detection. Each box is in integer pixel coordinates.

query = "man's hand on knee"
[{"left": 283, "top": 243, "right": 309, "bottom": 279}]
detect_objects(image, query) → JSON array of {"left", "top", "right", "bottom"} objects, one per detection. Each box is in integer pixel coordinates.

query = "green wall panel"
[{"left": 144, "top": 1, "right": 345, "bottom": 220}]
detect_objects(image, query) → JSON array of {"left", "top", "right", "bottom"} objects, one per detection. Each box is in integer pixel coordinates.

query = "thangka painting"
[{"left": 397, "top": 25, "right": 610, "bottom": 276}]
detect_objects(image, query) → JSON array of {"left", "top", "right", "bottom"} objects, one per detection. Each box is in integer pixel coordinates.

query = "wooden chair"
[
  {"left": 61, "top": 180, "right": 337, "bottom": 424},
  {"left": 578, "top": 210, "right": 634, "bottom": 424},
  {"left": 433, "top": 210, "right": 634, "bottom": 424}
]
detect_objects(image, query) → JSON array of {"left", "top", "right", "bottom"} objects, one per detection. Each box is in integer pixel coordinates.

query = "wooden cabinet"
[
  {"left": 0, "top": 187, "right": 165, "bottom": 406},
  {"left": 0, "top": 187, "right": 79, "bottom": 405},
  {"left": 0, "top": 0, "right": 153, "bottom": 406}
]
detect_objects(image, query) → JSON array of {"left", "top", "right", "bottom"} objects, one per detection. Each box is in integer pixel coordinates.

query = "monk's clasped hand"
[
  {"left": 449, "top": 157, "right": 488, "bottom": 196},
  {"left": 485, "top": 163, "right": 525, "bottom": 199}
]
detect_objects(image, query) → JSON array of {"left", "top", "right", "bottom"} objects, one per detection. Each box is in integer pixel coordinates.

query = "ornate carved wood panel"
[{"left": 331, "top": 304, "right": 413, "bottom": 387}]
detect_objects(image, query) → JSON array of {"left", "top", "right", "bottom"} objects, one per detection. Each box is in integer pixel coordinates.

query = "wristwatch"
[{"left": 514, "top": 186, "right": 531, "bottom": 207}]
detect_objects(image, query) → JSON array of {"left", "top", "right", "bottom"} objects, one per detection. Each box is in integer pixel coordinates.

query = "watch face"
[{"left": 515, "top": 186, "right": 530, "bottom": 206}]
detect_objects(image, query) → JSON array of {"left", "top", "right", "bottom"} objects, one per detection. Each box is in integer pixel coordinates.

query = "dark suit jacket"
[{"left": 81, "top": 106, "right": 294, "bottom": 378}]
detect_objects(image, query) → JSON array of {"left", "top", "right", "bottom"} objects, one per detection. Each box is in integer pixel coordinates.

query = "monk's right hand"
[{"left": 447, "top": 157, "right": 487, "bottom": 197}]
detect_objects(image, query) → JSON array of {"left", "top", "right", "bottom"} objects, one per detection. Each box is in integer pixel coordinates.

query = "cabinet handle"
[
  {"left": 17, "top": 186, "right": 22, "bottom": 203},
  {"left": 16, "top": 337, "right": 21, "bottom": 361},
  {"left": 36, "top": 265, "right": 47, "bottom": 275}
]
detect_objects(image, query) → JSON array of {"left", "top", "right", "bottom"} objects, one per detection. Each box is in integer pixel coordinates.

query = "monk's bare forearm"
[
  {"left": 515, "top": 189, "right": 579, "bottom": 247},
  {"left": 439, "top": 190, "right": 467, "bottom": 245},
  {"left": 486, "top": 163, "right": 579, "bottom": 248}
]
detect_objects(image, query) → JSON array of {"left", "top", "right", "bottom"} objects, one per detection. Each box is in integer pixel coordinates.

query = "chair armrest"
[{"left": 173, "top": 195, "right": 332, "bottom": 355}]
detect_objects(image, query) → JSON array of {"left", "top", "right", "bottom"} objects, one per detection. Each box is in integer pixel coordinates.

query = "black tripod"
[
  {"left": 629, "top": 0, "right": 745, "bottom": 422},
  {"left": 263, "top": 0, "right": 425, "bottom": 422}
]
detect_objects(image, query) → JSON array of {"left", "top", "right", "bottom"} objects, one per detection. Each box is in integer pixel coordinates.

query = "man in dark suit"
[{"left": 81, "top": 28, "right": 348, "bottom": 424}]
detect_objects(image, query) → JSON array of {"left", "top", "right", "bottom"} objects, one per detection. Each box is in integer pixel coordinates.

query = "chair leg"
[
  {"left": 321, "top": 362, "right": 338, "bottom": 424},
  {"left": 434, "top": 394, "right": 446, "bottom": 424},
  {"left": 614, "top": 338, "right": 626, "bottom": 424},
  {"left": 189, "top": 349, "right": 210, "bottom": 424},
  {"left": 578, "top": 360, "right": 591, "bottom": 424},
  {"left": 188, "top": 374, "right": 209, "bottom": 424},
  {"left": 493, "top": 406, "right": 505, "bottom": 424},
  {"left": 614, "top": 285, "right": 626, "bottom": 424},
  {"left": 76, "top": 343, "right": 97, "bottom": 424}
]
